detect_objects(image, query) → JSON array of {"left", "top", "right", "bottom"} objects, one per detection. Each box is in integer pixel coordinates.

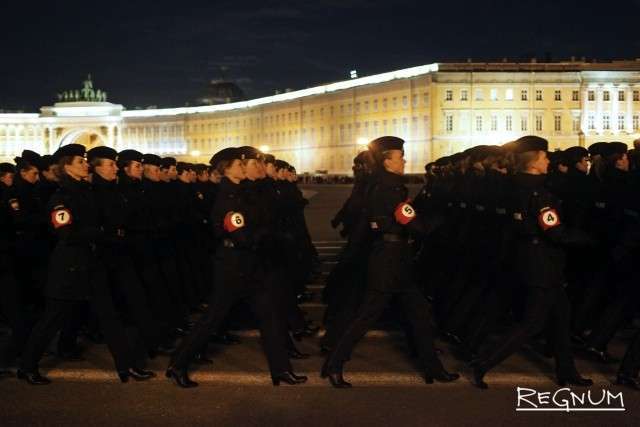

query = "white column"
[
  {"left": 596, "top": 86, "right": 603, "bottom": 134},
  {"left": 627, "top": 87, "right": 633, "bottom": 132},
  {"left": 612, "top": 86, "right": 619, "bottom": 133},
  {"left": 581, "top": 88, "right": 588, "bottom": 132}
]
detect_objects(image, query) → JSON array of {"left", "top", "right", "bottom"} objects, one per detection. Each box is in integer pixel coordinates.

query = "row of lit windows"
[
  {"left": 181, "top": 94, "right": 432, "bottom": 133},
  {"left": 444, "top": 88, "right": 640, "bottom": 102},
  {"left": 445, "top": 113, "right": 640, "bottom": 133}
]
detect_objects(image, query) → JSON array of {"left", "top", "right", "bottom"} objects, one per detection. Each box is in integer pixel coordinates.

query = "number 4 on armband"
[{"left": 538, "top": 207, "right": 560, "bottom": 231}]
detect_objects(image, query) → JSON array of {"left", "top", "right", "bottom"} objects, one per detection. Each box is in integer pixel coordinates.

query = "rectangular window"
[
  {"left": 572, "top": 90, "right": 579, "bottom": 101},
  {"left": 536, "top": 90, "right": 543, "bottom": 101},
  {"left": 491, "top": 115, "right": 498, "bottom": 131},
  {"left": 445, "top": 90, "right": 453, "bottom": 101},
  {"left": 536, "top": 115, "right": 543, "bottom": 131},
  {"left": 572, "top": 116, "right": 581, "bottom": 132},
  {"left": 392, "top": 98, "right": 398, "bottom": 108},
  {"left": 618, "top": 114, "right": 625, "bottom": 130},
  {"left": 505, "top": 89, "right": 513, "bottom": 101},
  {"left": 475, "top": 115, "right": 483, "bottom": 132},
  {"left": 603, "top": 91, "right": 610, "bottom": 102},
  {"left": 588, "top": 90, "right": 595, "bottom": 101},
  {"left": 364, "top": 101, "right": 369, "bottom": 112},
  {"left": 634, "top": 115, "right": 639, "bottom": 131},
  {"left": 490, "top": 88, "right": 498, "bottom": 101},
  {"left": 619, "top": 91, "right": 625, "bottom": 102},
  {"left": 521, "top": 90, "right": 528, "bottom": 101},
  {"left": 460, "top": 90, "right": 468, "bottom": 101},
  {"left": 588, "top": 115, "right": 595, "bottom": 130},
  {"left": 446, "top": 114, "right": 453, "bottom": 132},
  {"left": 554, "top": 90, "right": 562, "bottom": 101},
  {"left": 521, "top": 116, "right": 528, "bottom": 132},
  {"left": 554, "top": 114, "right": 562, "bottom": 131},
  {"left": 505, "top": 115, "right": 512, "bottom": 131},
  {"left": 423, "top": 93, "right": 429, "bottom": 105},
  {"left": 603, "top": 114, "right": 610, "bottom": 130},
  {"left": 373, "top": 100, "right": 378, "bottom": 111},
  {"left": 383, "top": 98, "right": 388, "bottom": 110},
  {"left": 412, "top": 95, "right": 418, "bottom": 107},
  {"left": 355, "top": 103, "right": 360, "bottom": 113},
  {"left": 475, "top": 89, "right": 483, "bottom": 101},
  {"left": 402, "top": 96, "right": 408, "bottom": 108},
  {"left": 634, "top": 91, "right": 640, "bottom": 102}
]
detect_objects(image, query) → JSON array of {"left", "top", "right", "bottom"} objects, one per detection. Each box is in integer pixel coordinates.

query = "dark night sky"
[{"left": 2, "top": 0, "right": 640, "bottom": 111}]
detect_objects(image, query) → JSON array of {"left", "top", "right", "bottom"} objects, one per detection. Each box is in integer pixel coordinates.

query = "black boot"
[
  {"left": 469, "top": 360, "right": 488, "bottom": 390},
  {"left": 425, "top": 370, "right": 460, "bottom": 384},
  {"left": 557, "top": 375, "right": 593, "bottom": 387},
  {"left": 118, "top": 367, "right": 156, "bottom": 383},
  {"left": 272, "top": 371, "right": 308, "bottom": 386},
  {"left": 614, "top": 374, "right": 640, "bottom": 391},
  {"left": 288, "top": 348, "right": 310, "bottom": 359},
  {"left": 17, "top": 369, "right": 51, "bottom": 385},
  {"left": 166, "top": 366, "right": 198, "bottom": 388},
  {"left": 193, "top": 352, "right": 213, "bottom": 365}
]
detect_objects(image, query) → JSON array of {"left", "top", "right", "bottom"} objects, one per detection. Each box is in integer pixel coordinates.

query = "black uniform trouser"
[
  {"left": 171, "top": 249, "right": 291, "bottom": 375},
  {"left": 0, "top": 267, "right": 30, "bottom": 363},
  {"left": 170, "top": 287, "right": 291, "bottom": 375},
  {"left": 21, "top": 270, "right": 135, "bottom": 373},
  {"left": 619, "top": 329, "right": 640, "bottom": 377},
  {"left": 478, "top": 286, "right": 578, "bottom": 378},
  {"left": 326, "top": 287, "right": 444, "bottom": 375},
  {"left": 107, "top": 253, "right": 167, "bottom": 350},
  {"left": 128, "top": 235, "right": 183, "bottom": 328},
  {"left": 586, "top": 282, "right": 638, "bottom": 351}
]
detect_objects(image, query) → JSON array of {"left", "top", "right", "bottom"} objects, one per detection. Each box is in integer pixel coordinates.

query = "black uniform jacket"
[
  {"left": 45, "top": 176, "right": 103, "bottom": 300},
  {"left": 510, "top": 173, "right": 593, "bottom": 289}
]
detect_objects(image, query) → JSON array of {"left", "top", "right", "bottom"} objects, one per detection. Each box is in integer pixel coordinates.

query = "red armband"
[
  {"left": 394, "top": 202, "right": 416, "bottom": 225},
  {"left": 538, "top": 207, "right": 560, "bottom": 231},
  {"left": 51, "top": 207, "right": 73, "bottom": 229},
  {"left": 223, "top": 211, "right": 245, "bottom": 232}
]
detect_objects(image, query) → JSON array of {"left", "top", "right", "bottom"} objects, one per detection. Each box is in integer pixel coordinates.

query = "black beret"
[
  {"left": 263, "top": 154, "right": 276, "bottom": 164},
  {"left": 564, "top": 146, "right": 589, "bottom": 166},
  {"left": 87, "top": 146, "right": 118, "bottom": 163},
  {"left": 52, "top": 144, "right": 86, "bottom": 163},
  {"left": 449, "top": 152, "right": 466, "bottom": 164},
  {"left": 40, "top": 155, "right": 55, "bottom": 170},
  {"left": 0, "top": 163, "right": 15, "bottom": 174},
  {"left": 274, "top": 160, "right": 290, "bottom": 170},
  {"left": 237, "top": 146, "right": 264, "bottom": 161},
  {"left": 513, "top": 135, "right": 548, "bottom": 154},
  {"left": 176, "top": 162, "right": 194, "bottom": 174},
  {"left": 142, "top": 153, "right": 162, "bottom": 167},
  {"left": 118, "top": 149, "right": 143, "bottom": 164},
  {"left": 548, "top": 150, "right": 567, "bottom": 166},
  {"left": 501, "top": 140, "right": 518, "bottom": 153},
  {"left": 603, "top": 141, "right": 628, "bottom": 157},
  {"left": 588, "top": 142, "right": 608, "bottom": 157},
  {"left": 21, "top": 150, "right": 42, "bottom": 167},
  {"left": 160, "top": 157, "right": 177, "bottom": 169},
  {"left": 354, "top": 150, "right": 372, "bottom": 165},
  {"left": 434, "top": 156, "right": 450, "bottom": 167},
  {"left": 368, "top": 136, "right": 404, "bottom": 153},
  {"left": 465, "top": 145, "right": 491, "bottom": 163},
  {"left": 209, "top": 147, "right": 242, "bottom": 169},
  {"left": 194, "top": 164, "right": 209, "bottom": 174}
]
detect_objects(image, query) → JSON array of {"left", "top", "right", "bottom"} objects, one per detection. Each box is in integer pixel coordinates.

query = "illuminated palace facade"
[{"left": 2, "top": 60, "right": 640, "bottom": 174}]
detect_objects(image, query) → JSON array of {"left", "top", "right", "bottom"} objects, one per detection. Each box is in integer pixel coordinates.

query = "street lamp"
[
  {"left": 356, "top": 137, "right": 369, "bottom": 146},
  {"left": 190, "top": 150, "right": 201, "bottom": 157},
  {"left": 259, "top": 145, "right": 270, "bottom": 153}
]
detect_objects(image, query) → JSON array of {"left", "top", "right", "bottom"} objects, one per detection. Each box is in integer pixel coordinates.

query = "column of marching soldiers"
[{"left": 0, "top": 134, "right": 639, "bottom": 391}]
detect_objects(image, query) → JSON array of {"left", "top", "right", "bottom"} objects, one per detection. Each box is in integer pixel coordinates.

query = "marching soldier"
[{"left": 322, "top": 136, "right": 459, "bottom": 388}]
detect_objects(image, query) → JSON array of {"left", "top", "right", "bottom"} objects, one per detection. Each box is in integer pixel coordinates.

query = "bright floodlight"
[
  {"left": 259, "top": 145, "right": 270, "bottom": 153},
  {"left": 357, "top": 137, "right": 369, "bottom": 146},
  {"left": 190, "top": 150, "right": 201, "bottom": 157},
  {"left": 350, "top": 70, "right": 358, "bottom": 79}
]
